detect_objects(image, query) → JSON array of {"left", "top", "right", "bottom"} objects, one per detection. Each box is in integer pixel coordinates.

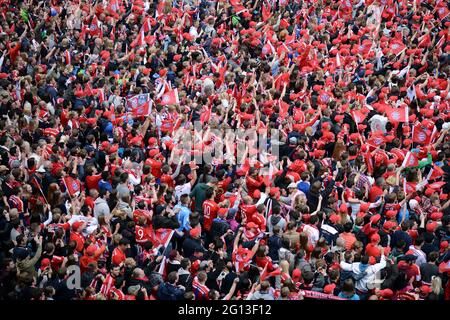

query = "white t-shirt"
[{"left": 175, "top": 183, "right": 191, "bottom": 202}]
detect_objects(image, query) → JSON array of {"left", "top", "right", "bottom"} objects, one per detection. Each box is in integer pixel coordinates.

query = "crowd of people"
[{"left": 0, "top": 0, "right": 449, "bottom": 301}]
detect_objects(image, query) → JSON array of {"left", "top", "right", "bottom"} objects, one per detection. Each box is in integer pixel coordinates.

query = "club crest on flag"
[
  {"left": 374, "top": 138, "right": 383, "bottom": 145},
  {"left": 417, "top": 132, "right": 426, "bottom": 142},
  {"left": 391, "top": 111, "right": 400, "bottom": 121}
]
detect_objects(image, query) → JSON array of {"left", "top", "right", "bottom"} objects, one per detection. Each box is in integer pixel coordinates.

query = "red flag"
[
  {"left": 107, "top": 0, "right": 123, "bottom": 19},
  {"left": 153, "top": 229, "right": 174, "bottom": 247},
  {"left": 427, "top": 164, "right": 444, "bottom": 181},
  {"left": 131, "top": 28, "right": 145, "bottom": 48},
  {"left": 437, "top": 6, "right": 449, "bottom": 21},
  {"left": 89, "top": 16, "right": 101, "bottom": 37},
  {"left": 385, "top": 105, "right": 408, "bottom": 123},
  {"left": 278, "top": 99, "right": 290, "bottom": 119},
  {"left": 260, "top": 263, "right": 282, "bottom": 281},
  {"left": 200, "top": 106, "right": 212, "bottom": 124},
  {"left": 412, "top": 123, "right": 432, "bottom": 145},
  {"left": 402, "top": 151, "right": 419, "bottom": 168},
  {"left": 262, "top": 3, "right": 271, "bottom": 21},
  {"left": 63, "top": 176, "right": 81, "bottom": 197},
  {"left": 351, "top": 110, "right": 367, "bottom": 124},
  {"left": 428, "top": 181, "right": 446, "bottom": 190},
  {"left": 64, "top": 50, "right": 71, "bottom": 65},
  {"left": 110, "top": 26, "right": 116, "bottom": 41},
  {"left": 127, "top": 94, "right": 152, "bottom": 116},
  {"left": 274, "top": 72, "right": 290, "bottom": 91},
  {"left": 142, "top": 16, "right": 152, "bottom": 33},
  {"left": 262, "top": 40, "right": 275, "bottom": 56},
  {"left": 389, "top": 39, "right": 406, "bottom": 55},
  {"left": 160, "top": 89, "right": 179, "bottom": 105}
]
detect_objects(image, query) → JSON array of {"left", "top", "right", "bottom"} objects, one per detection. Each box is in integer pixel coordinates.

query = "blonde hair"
[
  {"left": 431, "top": 276, "right": 442, "bottom": 295},
  {"left": 280, "top": 260, "right": 290, "bottom": 274}
]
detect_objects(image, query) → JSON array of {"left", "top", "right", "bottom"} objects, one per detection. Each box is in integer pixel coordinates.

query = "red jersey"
[
  {"left": 215, "top": 176, "right": 232, "bottom": 203},
  {"left": 252, "top": 213, "right": 266, "bottom": 232},
  {"left": 70, "top": 232, "right": 85, "bottom": 253},
  {"left": 240, "top": 204, "right": 257, "bottom": 221},
  {"left": 85, "top": 174, "right": 101, "bottom": 191},
  {"left": 145, "top": 158, "right": 162, "bottom": 178},
  {"left": 160, "top": 174, "right": 175, "bottom": 188},
  {"left": 202, "top": 200, "right": 219, "bottom": 232},
  {"left": 111, "top": 247, "right": 126, "bottom": 266},
  {"left": 135, "top": 225, "right": 153, "bottom": 244}
]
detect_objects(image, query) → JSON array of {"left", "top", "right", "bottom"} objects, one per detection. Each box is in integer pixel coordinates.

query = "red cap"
[
  {"left": 329, "top": 214, "right": 341, "bottom": 224},
  {"left": 159, "top": 69, "right": 167, "bottom": 77},
  {"left": 40, "top": 258, "right": 51, "bottom": 271},
  {"left": 440, "top": 241, "right": 449, "bottom": 253},
  {"left": 420, "top": 285, "right": 432, "bottom": 294},
  {"left": 189, "top": 227, "right": 201, "bottom": 238},
  {"left": 86, "top": 245, "right": 97, "bottom": 256},
  {"left": 148, "top": 137, "right": 157, "bottom": 146},
  {"left": 292, "top": 268, "right": 302, "bottom": 280},
  {"left": 72, "top": 221, "right": 84, "bottom": 231},
  {"left": 370, "top": 214, "right": 381, "bottom": 224},
  {"left": 100, "top": 141, "right": 110, "bottom": 151},
  {"left": 148, "top": 149, "right": 160, "bottom": 157},
  {"left": 383, "top": 221, "right": 397, "bottom": 231},
  {"left": 130, "top": 136, "right": 142, "bottom": 146},
  {"left": 360, "top": 203, "right": 370, "bottom": 212},
  {"left": 323, "top": 283, "right": 336, "bottom": 294},
  {"left": 426, "top": 221, "right": 438, "bottom": 233},
  {"left": 379, "top": 289, "right": 394, "bottom": 299},
  {"left": 385, "top": 210, "right": 397, "bottom": 219},
  {"left": 370, "top": 233, "right": 381, "bottom": 243},
  {"left": 334, "top": 115, "right": 344, "bottom": 122},
  {"left": 430, "top": 212, "right": 443, "bottom": 221}
]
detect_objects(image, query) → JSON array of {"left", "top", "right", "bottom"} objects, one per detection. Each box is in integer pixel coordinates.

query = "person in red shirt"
[
  {"left": 202, "top": 187, "right": 219, "bottom": 234},
  {"left": 85, "top": 166, "right": 102, "bottom": 191},
  {"left": 80, "top": 244, "right": 106, "bottom": 273},
  {"left": 70, "top": 221, "right": 86, "bottom": 253},
  {"left": 246, "top": 168, "right": 264, "bottom": 197},
  {"left": 111, "top": 238, "right": 130, "bottom": 266},
  {"left": 251, "top": 204, "right": 267, "bottom": 232},
  {"left": 159, "top": 162, "right": 182, "bottom": 189},
  {"left": 365, "top": 233, "right": 382, "bottom": 258},
  {"left": 398, "top": 254, "right": 421, "bottom": 284},
  {"left": 145, "top": 149, "right": 163, "bottom": 178},
  {"left": 215, "top": 169, "right": 232, "bottom": 203},
  {"left": 369, "top": 177, "right": 385, "bottom": 203}
]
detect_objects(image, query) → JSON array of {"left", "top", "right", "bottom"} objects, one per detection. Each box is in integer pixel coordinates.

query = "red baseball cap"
[
  {"left": 426, "top": 221, "right": 438, "bottom": 233},
  {"left": 40, "top": 258, "right": 51, "bottom": 271},
  {"left": 189, "top": 227, "right": 201, "bottom": 238},
  {"left": 430, "top": 212, "right": 443, "bottom": 221}
]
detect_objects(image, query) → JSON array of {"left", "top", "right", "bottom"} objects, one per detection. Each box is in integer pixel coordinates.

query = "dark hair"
[{"left": 167, "top": 271, "right": 178, "bottom": 284}]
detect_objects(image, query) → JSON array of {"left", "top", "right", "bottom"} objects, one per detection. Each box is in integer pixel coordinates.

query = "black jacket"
[
  {"left": 156, "top": 282, "right": 185, "bottom": 300},
  {"left": 182, "top": 237, "right": 205, "bottom": 258},
  {"left": 152, "top": 214, "right": 180, "bottom": 230}
]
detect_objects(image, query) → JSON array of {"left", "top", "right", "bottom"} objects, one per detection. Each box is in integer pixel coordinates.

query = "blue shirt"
[
  {"left": 338, "top": 292, "right": 360, "bottom": 300},
  {"left": 174, "top": 204, "right": 191, "bottom": 232},
  {"left": 297, "top": 181, "right": 310, "bottom": 195},
  {"left": 98, "top": 180, "right": 113, "bottom": 193}
]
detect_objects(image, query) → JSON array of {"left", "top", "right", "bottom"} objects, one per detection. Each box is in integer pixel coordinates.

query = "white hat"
[
  {"left": 36, "top": 166, "right": 46, "bottom": 173},
  {"left": 288, "top": 182, "right": 298, "bottom": 189}
]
